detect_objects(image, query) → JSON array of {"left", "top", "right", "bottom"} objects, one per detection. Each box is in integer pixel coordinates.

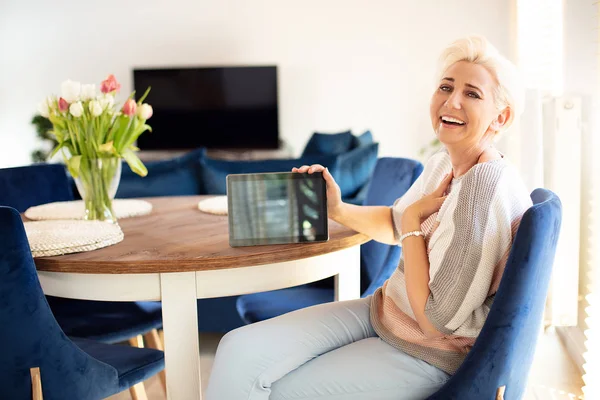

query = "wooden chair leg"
[
  {"left": 128, "top": 335, "right": 149, "bottom": 400},
  {"left": 128, "top": 383, "right": 149, "bottom": 400},
  {"left": 30, "top": 367, "right": 43, "bottom": 400},
  {"left": 128, "top": 335, "right": 144, "bottom": 348},
  {"left": 496, "top": 385, "right": 506, "bottom": 400},
  {"left": 144, "top": 329, "right": 167, "bottom": 394}
]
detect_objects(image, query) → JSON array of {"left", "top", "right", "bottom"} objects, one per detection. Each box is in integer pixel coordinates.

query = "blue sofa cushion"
[
  {"left": 0, "top": 164, "right": 73, "bottom": 212},
  {"left": 301, "top": 130, "right": 353, "bottom": 156},
  {"left": 200, "top": 153, "right": 339, "bottom": 195},
  {"left": 352, "top": 130, "right": 374, "bottom": 148},
  {"left": 115, "top": 148, "right": 205, "bottom": 198},
  {"left": 332, "top": 142, "right": 379, "bottom": 198}
]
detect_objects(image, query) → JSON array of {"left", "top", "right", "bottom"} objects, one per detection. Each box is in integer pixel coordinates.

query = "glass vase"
[{"left": 74, "top": 157, "right": 122, "bottom": 223}]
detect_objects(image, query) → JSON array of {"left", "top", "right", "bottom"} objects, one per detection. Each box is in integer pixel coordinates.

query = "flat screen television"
[{"left": 133, "top": 66, "right": 279, "bottom": 150}]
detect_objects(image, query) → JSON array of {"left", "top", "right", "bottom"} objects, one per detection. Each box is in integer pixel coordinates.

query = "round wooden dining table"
[{"left": 34, "top": 196, "right": 370, "bottom": 400}]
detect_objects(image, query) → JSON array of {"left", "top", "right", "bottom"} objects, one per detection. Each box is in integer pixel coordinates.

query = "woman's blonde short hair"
[{"left": 436, "top": 35, "right": 524, "bottom": 132}]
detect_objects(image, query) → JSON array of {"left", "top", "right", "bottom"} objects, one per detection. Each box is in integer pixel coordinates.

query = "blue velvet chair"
[
  {"left": 0, "top": 164, "right": 163, "bottom": 344},
  {"left": 427, "top": 188, "right": 562, "bottom": 400},
  {"left": 0, "top": 206, "right": 165, "bottom": 400},
  {"left": 0, "top": 164, "right": 74, "bottom": 212},
  {"left": 236, "top": 157, "right": 424, "bottom": 323}
]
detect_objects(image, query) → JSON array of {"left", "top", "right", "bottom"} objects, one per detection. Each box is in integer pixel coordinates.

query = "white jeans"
[{"left": 206, "top": 296, "right": 450, "bottom": 400}]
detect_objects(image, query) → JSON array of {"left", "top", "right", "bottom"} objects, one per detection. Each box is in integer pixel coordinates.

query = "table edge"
[{"left": 34, "top": 233, "right": 370, "bottom": 274}]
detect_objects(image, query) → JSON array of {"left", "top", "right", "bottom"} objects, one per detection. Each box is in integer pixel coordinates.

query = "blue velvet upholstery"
[
  {"left": 71, "top": 337, "right": 164, "bottom": 392},
  {"left": 301, "top": 130, "right": 353, "bottom": 156},
  {"left": 199, "top": 151, "right": 340, "bottom": 195},
  {"left": 116, "top": 147, "right": 205, "bottom": 198},
  {"left": 427, "top": 188, "right": 562, "bottom": 400},
  {"left": 333, "top": 142, "right": 380, "bottom": 200},
  {"left": 0, "top": 164, "right": 73, "bottom": 212},
  {"left": 47, "top": 298, "right": 163, "bottom": 344},
  {"left": 234, "top": 287, "right": 334, "bottom": 322},
  {"left": 236, "top": 157, "right": 424, "bottom": 324},
  {"left": 0, "top": 206, "right": 164, "bottom": 400},
  {"left": 351, "top": 130, "right": 374, "bottom": 148},
  {"left": 0, "top": 164, "right": 163, "bottom": 344},
  {"left": 200, "top": 144, "right": 379, "bottom": 200}
]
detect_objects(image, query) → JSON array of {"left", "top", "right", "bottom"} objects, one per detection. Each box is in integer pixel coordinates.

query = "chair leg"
[
  {"left": 144, "top": 329, "right": 167, "bottom": 394},
  {"left": 128, "top": 335, "right": 149, "bottom": 400},
  {"left": 128, "top": 384, "right": 149, "bottom": 400},
  {"left": 496, "top": 385, "right": 506, "bottom": 400},
  {"left": 129, "top": 335, "right": 144, "bottom": 348},
  {"left": 30, "top": 367, "right": 43, "bottom": 400}
]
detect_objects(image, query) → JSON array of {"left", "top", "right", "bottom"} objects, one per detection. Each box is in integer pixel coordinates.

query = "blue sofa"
[
  {"left": 116, "top": 130, "right": 378, "bottom": 206},
  {"left": 77, "top": 130, "right": 380, "bottom": 333}
]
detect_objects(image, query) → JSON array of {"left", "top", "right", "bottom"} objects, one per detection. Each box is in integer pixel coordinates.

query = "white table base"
[
  {"left": 161, "top": 272, "right": 202, "bottom": 400},
  {"left": 37, "top": 246, "right": 361, "bottom": 400}
]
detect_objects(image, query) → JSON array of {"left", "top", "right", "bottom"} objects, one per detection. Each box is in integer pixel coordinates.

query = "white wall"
[{"left": 0, "top": 0, "right": 512, "bottom": 168}]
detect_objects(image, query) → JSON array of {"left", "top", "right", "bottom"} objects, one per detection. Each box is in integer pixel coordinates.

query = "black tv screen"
[{"left": 133, "top": 66, "right": 279, "bottom": 150}]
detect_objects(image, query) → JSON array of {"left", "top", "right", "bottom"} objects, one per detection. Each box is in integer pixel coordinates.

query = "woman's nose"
[{"left": 445, "top": 92, "right": 462, "bottom": 109}]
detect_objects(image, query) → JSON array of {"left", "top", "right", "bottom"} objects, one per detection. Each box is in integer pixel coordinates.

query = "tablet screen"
[{"left": 227, "top": 172, "right": 328, "bottom": 246}]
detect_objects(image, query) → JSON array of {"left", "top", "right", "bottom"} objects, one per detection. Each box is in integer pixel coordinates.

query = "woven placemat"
[
  {"left": 197, "top": 196, "right": 228, "bottom": 216},
  {"left": 24, "top": 199, "right": 153, "bottom": 221},
  {"left": 24, "top": 220, "right": 124, "bottom": 257}
]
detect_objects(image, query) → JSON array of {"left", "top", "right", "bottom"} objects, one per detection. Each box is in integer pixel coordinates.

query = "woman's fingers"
[
  {"left": 293, "top": 165, "right": 311, "bottom": 173},
  {"left": 293, "top": 164, "right": 329, "bottom": 174},
  {"left": 434, "top": 171, "right": 454, "bottom": 196},
  {"left": 307, "top": 164, "right": 325, "bottom": 173},
  {"left": 322, "top": 167, "right": 338, "bottom": 187}
]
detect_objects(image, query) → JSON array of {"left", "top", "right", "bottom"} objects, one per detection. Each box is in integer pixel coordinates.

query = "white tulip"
[
  {"left": 37, "top": 96, "right": 53, "bottom": 118},
  {"left": 80, "top": 84, "right": 96, "bottom": 101},
  {"left": 137, "top": 103, "right": 153, "bottom": 120},
  {"left": 98, "top": 94, "right": 115, "bottom": 110},
  {"left": 89, "top": 100, "right": 103, "bottom": 117},
  {"left": 69, "top": 101, "right": 84, "bottom": 118},
  {"left": 61, "top": 79, "right": 81, "bottom": 103}
]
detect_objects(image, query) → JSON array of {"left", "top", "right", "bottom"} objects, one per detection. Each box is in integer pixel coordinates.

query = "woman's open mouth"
[{"left": 440, "top": 116, "right": 466, "bottom": 129}]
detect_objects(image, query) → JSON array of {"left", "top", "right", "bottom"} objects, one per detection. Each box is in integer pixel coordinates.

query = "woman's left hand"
[{"left": 402, "top": 172, "right": 453, "bottom": 231}]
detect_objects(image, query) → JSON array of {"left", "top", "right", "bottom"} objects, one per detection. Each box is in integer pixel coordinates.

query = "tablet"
[{"left": 227, "top": 172, "right": 328, "bottom": 247}]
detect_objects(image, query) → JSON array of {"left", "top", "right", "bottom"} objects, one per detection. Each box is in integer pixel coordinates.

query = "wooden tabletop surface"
[{"left": 33, "top": 196, "right": 370, "bottom": 274}]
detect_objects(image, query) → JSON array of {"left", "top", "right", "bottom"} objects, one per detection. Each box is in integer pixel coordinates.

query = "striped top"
[{"left": 370, "top": 150, "right": 532, "bottom": 375}]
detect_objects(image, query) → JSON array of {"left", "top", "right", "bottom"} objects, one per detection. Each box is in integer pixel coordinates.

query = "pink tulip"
[
  {"left": 122, "top": 99, "right": 137, "bottom": 117},
  {"left": 100, "top": 74, "right": 121, "bottom": 94},
  {"left": 58, "top": 97, "right": 69, "bottom": 113}
]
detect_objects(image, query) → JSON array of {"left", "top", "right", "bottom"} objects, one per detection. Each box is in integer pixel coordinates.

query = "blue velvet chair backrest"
[
  {"left": 0, "top": 164, "right": 73, "bottom": 212},
  {"left": 0, "top": 206, "right": 118, "bottom": 399},
  {"left": 427, "top": 188, "right": 562, "bottom": 400},
  {"left": 360, "top": 157, "right": 424, "bottom": 295}
]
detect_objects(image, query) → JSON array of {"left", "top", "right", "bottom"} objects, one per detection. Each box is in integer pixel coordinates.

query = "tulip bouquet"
[{"left": 38, "top": 74, "right": 153, "bottom": 222}]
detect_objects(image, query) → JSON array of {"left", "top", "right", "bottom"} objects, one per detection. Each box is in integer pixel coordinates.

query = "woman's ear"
[{"left": 490, "top": 107, "right": 512, "bottom": 131}]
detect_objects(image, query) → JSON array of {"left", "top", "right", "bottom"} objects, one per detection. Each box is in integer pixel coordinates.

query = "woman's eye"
[
  {"left": 467, "top": 92, "right": 481, "bottom": 99},
  {"left": 439, "top": 85, "right": 452, "bottom": 92}
]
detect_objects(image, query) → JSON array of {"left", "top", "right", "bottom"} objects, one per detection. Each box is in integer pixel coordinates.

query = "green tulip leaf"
[{"left": 122, "top": 149, "right": 147, "bottom": 177}]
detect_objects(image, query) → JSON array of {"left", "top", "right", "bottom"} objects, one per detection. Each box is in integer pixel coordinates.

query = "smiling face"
[{"left": 430, "top": 61, "right": 509, "bottom": 149}]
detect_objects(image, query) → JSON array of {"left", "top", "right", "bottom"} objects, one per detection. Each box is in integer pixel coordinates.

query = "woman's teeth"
[{"left": 441, "top": 116, "right": 465, "bottom": 125}]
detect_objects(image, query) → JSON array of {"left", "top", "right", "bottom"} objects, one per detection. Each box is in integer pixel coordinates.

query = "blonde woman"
[{"left": 206, "top": 35, "right": 531, "bottom": 400}]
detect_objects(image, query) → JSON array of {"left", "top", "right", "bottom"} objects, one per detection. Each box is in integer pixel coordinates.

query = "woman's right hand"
[{"left": 292, "top": 164, "right": 343, "bottom": 218}]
